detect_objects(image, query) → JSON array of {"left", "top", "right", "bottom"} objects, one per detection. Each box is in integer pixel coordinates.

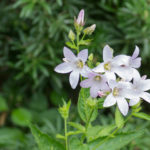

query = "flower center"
[
  {"left": 76, "top": 59, "right": 84, "bottom": 68},
  {"left": 104, "top": 62, "right": 111, "bottom": 71},
  {"left": 94, "top": 75, "right": 101, "bottom": 81},
  {"left": 113, "top": 87, "right": 119, "bottom": 97}
]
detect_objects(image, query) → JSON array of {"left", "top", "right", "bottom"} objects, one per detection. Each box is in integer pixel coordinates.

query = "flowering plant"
[{"left": 30, "top": 9, "right": 150, "bottom": 150}]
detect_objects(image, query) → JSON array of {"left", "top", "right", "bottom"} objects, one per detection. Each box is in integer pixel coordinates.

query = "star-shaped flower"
[
  {"left": 80, "top": 72, "right": 110, "bottom": 98},
  {"left": 129, "top": 71, "right": 150, "bottom": 106},
  {"left": 103, "top": 80, "right": 136, "bottom": 116},
  {"left": 55, "top": 47, "right": 90, "bottom": 89}
]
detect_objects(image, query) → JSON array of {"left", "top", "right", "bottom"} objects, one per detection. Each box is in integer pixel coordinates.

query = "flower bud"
[
  {"left": 75, "top": 9, "right": 85, "bottom": 26},
  {"left": 59, "top": 100, "right": 71, "bottom": 119},
  {"left": 88, "top": 53, "right": 94, "bottom": 61},
  {"left": 83, "top": 24, "right": 96, "bottom": 35},
  {"left": 87, "top": 97, "right": 97, "bottom": 108},
  {"left": 68, "top": 30, "right": 75, "bottom": 41}
]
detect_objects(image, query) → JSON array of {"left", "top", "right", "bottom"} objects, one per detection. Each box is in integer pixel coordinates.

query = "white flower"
[
  {"left": 129, "top": 71, "right": 150, "bottom": 106},
  {"left": 113, "top": 46, "right": 141, "bottom": 81},
  {"left": 55, "top": 47, "right": 90, "bottom": 89},
  {"left": 103, "top": 80, "right": 136, "bottom": 116}
]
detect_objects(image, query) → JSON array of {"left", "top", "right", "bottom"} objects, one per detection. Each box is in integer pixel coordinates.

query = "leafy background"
[{"left": 0, "top": 0, "right": 150, "bottom": 149}]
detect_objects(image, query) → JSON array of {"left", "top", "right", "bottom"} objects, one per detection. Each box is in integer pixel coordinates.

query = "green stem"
[
  {"left": 76, "top": 31, "right": 80, "bottom": 53},
  {"left": 65, "top": 119, "right": 68, "bottom": 150},
  {"left": 81, "top": 108, "right": 94, "bottom": 143},
  {"left": 92, "top": 111, "right": 133, "bottom": 150}
]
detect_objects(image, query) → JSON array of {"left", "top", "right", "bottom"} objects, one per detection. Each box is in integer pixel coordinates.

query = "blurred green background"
[{"left": 0, "top": 0, "right": 150, "bottom": 149}]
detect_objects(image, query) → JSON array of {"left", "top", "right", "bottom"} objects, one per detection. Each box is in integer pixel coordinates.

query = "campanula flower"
[
  {"left": 55, "top": 47, "right": 90, "bottom": 89},
  {"left": 80, "top": 72, "right": 110, "bottom": 98}
]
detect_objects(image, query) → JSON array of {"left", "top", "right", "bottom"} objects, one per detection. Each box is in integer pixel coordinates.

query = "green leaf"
[
  {"left": 89, "top": 130, "right": 145, "bottom": 150},
  {"left": 0, "top": 128, "right": 24, "bottom": 146},
  {"left": 133, "top": 112, "right": 150, "bottom": 121},
  {"left": 87, "top": 125, "right": 116, "bottom": 142},
  {"left": 68, "top": 122, "right": 85, "bottom": 132},
  {"left": 11, "top": 108, "right": 32, "bottom": 127},
  {"left": 0, "top": 95, "right": 8, "bottom": 112},
  {"left": 79, "top": 39, "right": 92, "bottom": 46},
  {"left": 70, "top": 137, "right": 89, "bottom": 150},
  {"left": 66, "top": 41, "right": 77, "bottom": 50},
  {"left": 30, "top": 124, "right": 65, "bottom": 150},
  {"left": 115, "top": 107, "right": 124, "bottom": 128},
  {"left": 78, "top": 88, "right": 98, "bottom": 123}
]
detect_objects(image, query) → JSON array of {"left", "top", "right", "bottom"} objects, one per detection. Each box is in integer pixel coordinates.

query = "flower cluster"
[{"left": 55, "top": 10, "right": 150, "bottom": 116}]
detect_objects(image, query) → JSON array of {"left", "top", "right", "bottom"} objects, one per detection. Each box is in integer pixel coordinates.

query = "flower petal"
[
  {"left": 129, "top": 97, "right": 140, "bottom": 106},
  {"left": 69, "top": 71, "right": 79, "bottom": 89},
  {"left": 113, "top": 66, "right": 133, "bottom": 81},
  {"left": 55, "top": 62, "right": 73, "bottom": 73},
  {"left": 140, "top": 92, "right": 150, "bottom": 103},
  {"left": 80, "top": 66, "right": 91, "bottom": 77},
  {"left": 117, "top": 97, "right": 129, "bottom": 116},
  {"left": 106, "top": 72, "right": 116, "bottom": 81},
  {"left": 103, "top": 45, "right": 113, "bottom": 62},
  {"left": 103, "top": 93, "right": 116, "bottom": 107},
  {"left": 78, "top": 49, "right": 88, "bottom": 63},
  {"left": 130, "top": 58, "right": 141, "bottom": 68},
  {"left": 63, "top": 47, "right": 76, "bottom": 61},
  {"left": 80, "top": 79, "right": 93, "bottom": 88},
  {"left": 138, "top": 79, "right": 150, "bottom": 91},
  {"left": 90, "top": 85, "right": 101, "bottom": 98},
  {"left": 77, "top": 9, "right": 84, "bottom": 25},
  {"left": 108, "top": 80, "right": 118, "bottom": 89},
  {"left": 132, "top": 46, "right": 139, "bottom": 59},
  {"left": 93, "top": 63, "right": 105, "bottom": 73}
]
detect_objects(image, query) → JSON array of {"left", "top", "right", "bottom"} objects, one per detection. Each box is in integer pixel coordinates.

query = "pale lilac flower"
[
  {"left": 80, "top": 72, "right": 110, "bottom": 98},
  {"left": 98, "top": 91, "right": 106, "bottom": 97},
  {"left": 55, "top": 47, "right": 90, "bottom": 89},
  {"left": 103, "top": 80, "right": 136, "bottom": 116},
  {"left": 129, "top": 72, "right": 150, "bottom": 106},
  {"left": 113, "top": 46, "right": 141, "bottom": 81},
  {"left": 75, "top": 9, "right": 85, "bottom": 26}
]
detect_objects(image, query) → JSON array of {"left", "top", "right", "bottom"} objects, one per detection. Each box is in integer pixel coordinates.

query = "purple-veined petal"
[
  {"left": 142, "top": 75, "right": 147, "bottom": 80},
  {"left": 69, "top": 71, "right": 79, "bottom": 89},
  {"left": 129, "top": 97, "right": 140, "bottom": 106},
  {"left": 103, "top": 93, "right": 116, "bottom": 107},
  {"left": 55, "top": 62, "right": 73, "bottom": 73},
  {"left": 130, "top": 57, "right": 141, "bottom": 68},
  {"left": 80, "top": 79, "right": 93, "bottom": 88},
  {"left": 63, "top": 47, "right": 76, "bottom": 61},
  {"left": 140, "top": 92, "right": 150, "bottom": 103},
  {"left": 117, "top": 97, "right": 129, "bottom": 116},
  {"left": 93, "top": 63, "right": 105, "bottom": 73},
  {"left": 103, "top": 45, "right": 113, "bottom": 62},
  {"left": 78, "top": 49, "right": 88, "bottom": 63},
  {"left": 132, "top": 46, "right": 139, "bottom": 59},
  {"left": 90, "top": 84, "right": 101, "bottom": 98}
]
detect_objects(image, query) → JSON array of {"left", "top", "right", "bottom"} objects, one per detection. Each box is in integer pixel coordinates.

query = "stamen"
[
  {"left": 76, "top": 59, "right": 84, "bottom": 68},
  {"left": 113, "top": 87, "right": 119, "bottom": 96},
  {"left": 104, "top": 62, "right": 111, "bottom": 71},
  {"left": 94, "top": 75, "right": 101, "bottom": 81}
]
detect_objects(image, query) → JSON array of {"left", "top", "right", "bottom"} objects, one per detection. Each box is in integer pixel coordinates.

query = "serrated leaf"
[
  {"left": 30, "top": 124, "right": 65, "bottom": 150},
  {"left": 115, "top": 107, "right": 124, "bottom": 128},
  {"left": 78, "top": 88, "right": 98, "bottom": 123},
  {"left": 133, "top": 112, "right": 150, "bottom": 121},
  {"left": 89, "top": 130, "right": 145, "bottom": 150}
]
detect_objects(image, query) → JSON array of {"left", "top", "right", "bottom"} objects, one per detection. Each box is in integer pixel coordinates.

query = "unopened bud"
[
  {"left": 68, "top": 30, "right": 75, "bottom": 41},
  {"left": 88, "top": 53, "right": 94, "bottom": 61},
  {"left": 87, "top": 97, "right": 97, "bottom": 108},
  {"left": 75, "top": 9, "right": 85, "bottom": 26},
  {"left": 59, "top": 100, "right": 71, "bottom": 119},
  {"left": 83, "top": 24, "right": 96, "bottom": 35}
]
